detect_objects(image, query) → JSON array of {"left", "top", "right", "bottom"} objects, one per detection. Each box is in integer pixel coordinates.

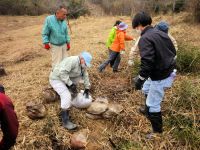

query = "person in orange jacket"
[{"left": 98, "top": 22, "right": 133, "bottom": 72}]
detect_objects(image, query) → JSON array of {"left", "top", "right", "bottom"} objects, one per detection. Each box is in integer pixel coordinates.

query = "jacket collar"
[{"left": 141, "top": 25, "right": 153, "bottom": 36}]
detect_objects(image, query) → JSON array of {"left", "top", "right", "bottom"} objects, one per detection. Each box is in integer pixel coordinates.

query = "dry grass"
[{"left": 0, "top": 13, "right": 199, "bottom": 150}]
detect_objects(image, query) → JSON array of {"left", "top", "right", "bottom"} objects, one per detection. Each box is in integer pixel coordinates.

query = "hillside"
[{"left": 0, "top": 13, "right": 200, "bottom": 150}]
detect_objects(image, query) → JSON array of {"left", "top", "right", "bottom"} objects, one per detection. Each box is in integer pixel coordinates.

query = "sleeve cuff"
[{"left": 139, "top": 75, "right": 145, "bottom": 80}]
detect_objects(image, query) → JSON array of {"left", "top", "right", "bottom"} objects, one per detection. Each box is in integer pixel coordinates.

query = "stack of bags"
[{"left": 86, "top": 98, "right": 123, "bottom": 119}]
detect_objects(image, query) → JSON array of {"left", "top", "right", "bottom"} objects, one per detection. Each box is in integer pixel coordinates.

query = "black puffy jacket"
[{"left": 138, "top": 26, "right": 176, "bottom": 80}]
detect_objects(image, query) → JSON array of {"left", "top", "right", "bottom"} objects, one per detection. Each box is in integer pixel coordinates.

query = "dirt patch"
[{"left": 90, "top": 71, "right": 132, "bottom": 101}]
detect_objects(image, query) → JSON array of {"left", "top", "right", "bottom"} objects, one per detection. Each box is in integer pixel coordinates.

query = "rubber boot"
[
  {"left": 145, "top": 112, "right": 163, "bottom": 139},
  {"left": 61, "top": 109, "right": 77, "bottom": 130},
  {"left": 139, "top": 94, "right": 148, "bottom": 116},
  {"left": 139, "top": 105, "right": 150, "bottom": 118}
]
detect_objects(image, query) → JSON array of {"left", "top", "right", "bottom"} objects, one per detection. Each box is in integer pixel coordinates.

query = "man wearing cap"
[
  {"left": 42, "top": 5, "right": 70, "bottom": 68},
  {"left": 99, "top": 22, "right": 133, "bottom": 72},
  {"left": 0, "top": 85, "right": 19, "bottom": 150},
  {"left": 49, "top": 51, "right": 92, "bottom": 130}
]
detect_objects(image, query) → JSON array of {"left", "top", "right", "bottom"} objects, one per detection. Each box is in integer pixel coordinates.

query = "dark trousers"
[{"left": 99, "top": 50, "right": 121, "bottom": 71}]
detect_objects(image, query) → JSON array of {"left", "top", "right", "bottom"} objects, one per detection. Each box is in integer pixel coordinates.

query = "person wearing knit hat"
[
  {"left": 99, "top": 22, "right": 134, "bottom": 72},
  {"left": 106, "top": 20, "right": 122, "bottom": 68}
]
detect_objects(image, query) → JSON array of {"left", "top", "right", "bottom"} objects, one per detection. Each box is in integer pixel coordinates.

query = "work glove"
[
  {"left": 120, "top": 50, "right": 125, "bottom": 55},
  {"left": 69, "top": 84, "right": 78, "bottom": 97},
  {"left": 128, "top": 60, "right": 134, "bottom": 66},
  {"left": 83, "top": 89, "right": 89, "bottom": 98},
  {"left": 44, "top": 43, "right": 50, "bottom": 50},
  {"left": 133, "top": 75, "right": 146, "bottom": 90},
  {"left": 67, "top": 43, "right": 70, "bottom": 51}
]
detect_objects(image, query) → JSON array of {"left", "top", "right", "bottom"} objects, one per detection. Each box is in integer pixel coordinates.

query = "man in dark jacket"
[
  {"left": 132, "top": 12, "right": 176, "bottom": 138},
  {"left": 0, "top": 84, "right": 19, "bottom": 150}
]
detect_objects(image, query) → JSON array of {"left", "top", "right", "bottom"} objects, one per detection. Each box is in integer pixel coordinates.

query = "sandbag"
[
  {"left": 26, "top": 102, "right": 47, "bottom": 119},
  {"left": 85, "top": 113, "right": 103, "bottom": 120},
  {"left": 72, "top": 90, "right": 92, "bottom": 109},
  {"left": 43, "top": 87, "right": 59, "bottom": 103},
  {"left": 70, "top": 129, "right": 89, "bottom": 149},
  {"left": 103, "top": 104, "right": 123, "bottom": 119},
  {"left": 87, "top": 101, "right": 108, "bottom": 115}
]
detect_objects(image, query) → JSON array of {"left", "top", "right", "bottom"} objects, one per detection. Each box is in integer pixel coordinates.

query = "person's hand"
[
  {"left": 128, "top": 60, "right": 134, "bottom": 66},
  {"left": 44, "top": 43, "right": 50, "bottom": 50},
  {"left": 120, "top": 50, "right": 125, "bottom": 55},
  {"left": 83, "top": 89, "right": 89, "bottom": 98},
  {"left": 132, "top": 75, "right": 146, "bottom": 90},
  {"left": 69, "top": 84, "right": 77, "bottom": 96},
  {"left": 67, "top": 43, "right": 70, "bottom": 51}
]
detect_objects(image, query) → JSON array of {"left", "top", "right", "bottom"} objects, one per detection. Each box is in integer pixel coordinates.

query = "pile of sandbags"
[{"left": 86, "top": 98, "right": 123, "bottom": 119}]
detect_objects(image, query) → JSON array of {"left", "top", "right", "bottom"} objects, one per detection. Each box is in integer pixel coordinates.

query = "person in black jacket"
[{"left": 132, "top": 12, "right": 176, "bottom": 138}]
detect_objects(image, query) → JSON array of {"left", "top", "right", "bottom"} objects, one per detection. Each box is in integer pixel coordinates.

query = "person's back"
[
  {"left": 0, "top": 85, "right": 19, "bottom": 150},
  {"left": 139, "top": 27, "right": 176, "bottom": 80}
]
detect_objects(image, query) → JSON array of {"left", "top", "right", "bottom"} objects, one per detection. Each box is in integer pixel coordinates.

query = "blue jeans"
[
  {"left": 142, "top": 73, "right": 176, "bottom": 112},
  {"left": 99, "top": 50, "right": 121, "bottom": 71}
]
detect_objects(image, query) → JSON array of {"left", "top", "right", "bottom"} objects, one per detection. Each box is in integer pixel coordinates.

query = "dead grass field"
[{"left": 0, "top": 13, "right": 200, "bottom": 150}]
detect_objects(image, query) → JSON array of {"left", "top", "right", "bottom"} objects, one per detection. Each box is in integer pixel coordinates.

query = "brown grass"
[{"left": 0, "top": 13, "right": 199, "bottom": 150}]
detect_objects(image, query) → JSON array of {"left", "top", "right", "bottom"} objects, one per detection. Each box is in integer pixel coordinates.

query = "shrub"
[
  {"left": 165, "top": 79, "right": 200, "bottom": 149},
  {"left": 176, "top": 43, "right": 200, "bottom": 73},
  {"left": 173, "top": 0, "right": 186, "bottom": 13},
  {"left": 67, "top": 0, "right": 90, "bottom": 19},
  {"left": 170, "top": 79, "right": 200, "bottom": 111},
  {"left": 166, "top": 113, "right": 200, "bottom": 149}
]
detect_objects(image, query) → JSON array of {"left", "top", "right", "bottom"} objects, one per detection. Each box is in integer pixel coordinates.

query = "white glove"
[
  {"left": 128, "top": 60, "right": 134, "bottom": 66},
  {"left": 120, "top": 50, "right": 125, "bottom": 55}
]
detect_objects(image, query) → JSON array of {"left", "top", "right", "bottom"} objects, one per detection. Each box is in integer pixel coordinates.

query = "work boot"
[
  {"left": 61, "top": 109, "right": 77, "bottom": 130},
  {"left": 148, "top": 112, "right": 163, "bottom": 133},
  {"left": 145, "top": 112, "right": 163, "bottom": 139},
  {"left": 139, "top": 105, "right": 149, "bottom": 117},
  {"left": 139, "top": 94, "right": 148, "bottom": 116}
]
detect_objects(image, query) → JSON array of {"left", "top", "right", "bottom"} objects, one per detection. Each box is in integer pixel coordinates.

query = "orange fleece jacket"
[{"left": 110, "top": 30, "right": 133, "bottom": 52}]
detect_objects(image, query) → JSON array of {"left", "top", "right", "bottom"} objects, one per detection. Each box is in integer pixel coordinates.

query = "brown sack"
[
  {"left": 26, "top": 102, "right": 47, "bottom": 120},
  {"left": 43, "top": 87, "right": 59, "bottom": 103},
  {"left": 70, "top": 129, "right": 89, "bottom": 149}
]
